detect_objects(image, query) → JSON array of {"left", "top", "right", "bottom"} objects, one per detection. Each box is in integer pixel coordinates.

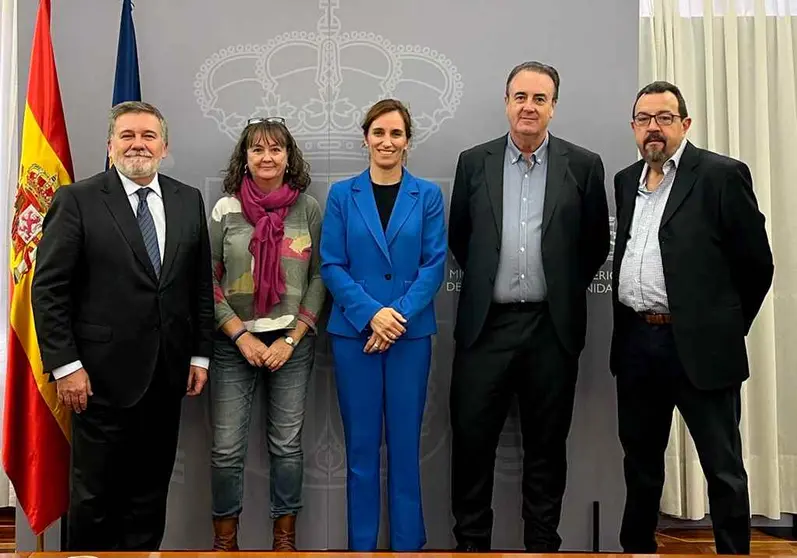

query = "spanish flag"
[{"left": 3, "top": 0, "right": 73, "bottom": 535}]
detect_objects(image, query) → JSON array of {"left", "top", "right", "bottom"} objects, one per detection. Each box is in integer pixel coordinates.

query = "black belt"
[{"left": 491, "top": 300, "right": 547, "bottom": 312}]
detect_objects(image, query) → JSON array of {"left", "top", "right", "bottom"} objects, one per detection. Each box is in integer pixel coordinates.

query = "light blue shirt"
[
  {"left": 618, "top": 138, "right": 688, "bottom": 312},
  {"left": 493, "top": 134, "right": 549, "bottom": 303}
]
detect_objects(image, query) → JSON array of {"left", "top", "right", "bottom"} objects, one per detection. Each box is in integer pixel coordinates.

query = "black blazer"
[
  {"left": 32, "top": 169, "right": 215, "bottom": 407},
  {"left": 449, "top": 134, "right": 610, "bottom": 354},
  {"left": 610, "top": 141, "right": 774, "bottom": 390}
]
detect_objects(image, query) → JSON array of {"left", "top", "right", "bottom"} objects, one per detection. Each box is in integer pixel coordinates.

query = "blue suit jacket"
[{"left": 320, "top": 168, "right": 447, "bottom": 339}]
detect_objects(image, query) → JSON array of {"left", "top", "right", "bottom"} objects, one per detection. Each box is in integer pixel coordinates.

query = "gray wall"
[{"left": 16, "top": 0, "right": 638, "bottom": 551}]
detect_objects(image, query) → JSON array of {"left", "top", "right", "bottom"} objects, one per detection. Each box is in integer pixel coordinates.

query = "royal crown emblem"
[
  {"left": 194, "top": 0, "right": 463, "bottom": 160},
  {"left": 10, "top": 163, "right": 59, "bottom": 283}
]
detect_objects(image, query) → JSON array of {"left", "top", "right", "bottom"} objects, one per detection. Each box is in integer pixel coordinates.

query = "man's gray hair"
[
  {"left": 107, "top": 101, "right": 169, "bottom": 145},
  {"left": 505, "top": 61, "right": 561, "bottom": 102}
]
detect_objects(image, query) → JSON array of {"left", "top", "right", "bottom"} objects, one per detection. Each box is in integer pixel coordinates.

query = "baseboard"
[{"left": 659, "top": 514, "right": 794, "bottom": 530}]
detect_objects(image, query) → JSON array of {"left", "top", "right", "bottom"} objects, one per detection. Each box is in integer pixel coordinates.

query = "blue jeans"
[{"left": 210, "top": 331, "right": 313, "bottom": 519}]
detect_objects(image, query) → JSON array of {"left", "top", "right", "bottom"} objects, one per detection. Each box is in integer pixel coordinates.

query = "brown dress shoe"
[
  {"left": 273, "top": 514, "right": 297, "bottom": 551},
  {"left": 212, "top": 516, "right": 239, "bottom": 551}
]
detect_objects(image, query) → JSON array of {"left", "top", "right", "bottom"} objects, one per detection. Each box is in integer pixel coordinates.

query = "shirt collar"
[
  {"left": 116, "top": 168, "right": 162, "bottom": 198},
  {"left": 638, "top": 137, "right": 688, "bottom": 186},
  {"left": 507, "top": 133, "right": 549, "bottom": 166}
]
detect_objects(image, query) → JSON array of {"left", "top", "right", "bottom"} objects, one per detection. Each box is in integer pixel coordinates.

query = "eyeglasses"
[
  {"left": 633, "top": 112, "right": 682, "bottom": 127},
  {"left": 246, "top": 116, "right": 286, "bottom": 126}
]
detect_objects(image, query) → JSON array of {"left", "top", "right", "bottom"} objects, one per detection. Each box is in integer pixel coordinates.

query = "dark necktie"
[{"left": 135, "top": 188, "right": 161, "bottom": 277}]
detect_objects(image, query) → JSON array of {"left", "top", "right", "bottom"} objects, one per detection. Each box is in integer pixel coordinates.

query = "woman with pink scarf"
[{"left": 208, "top": 118, "right": 325, "bottom": 552}]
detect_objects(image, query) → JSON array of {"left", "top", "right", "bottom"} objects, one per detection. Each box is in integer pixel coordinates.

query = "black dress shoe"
[{"left": 456, "top": 541, "right": 483, "bottom": 552}]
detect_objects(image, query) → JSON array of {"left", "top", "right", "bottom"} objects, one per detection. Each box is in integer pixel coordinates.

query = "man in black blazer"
[
  {"left": 31, "top": 101, "right": 214, "bottom": 551},
  {"left": 448, "top": 61, "right": 609, "bottom": 552},
  {"left": 611, "top": 81, "right": 773, "bottom": 555}
]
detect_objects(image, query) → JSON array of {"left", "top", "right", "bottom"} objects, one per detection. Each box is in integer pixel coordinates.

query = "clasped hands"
[
  {"left": 236, "top": 333, "right": 293, "bottom": 371},
  {"left": 364, "top": 307, "right": 407, "bottom": 354}
]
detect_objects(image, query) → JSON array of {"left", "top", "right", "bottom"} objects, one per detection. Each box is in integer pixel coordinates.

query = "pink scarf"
[{"left": 237, "top": 175, "right": 300, "bottom": 315}]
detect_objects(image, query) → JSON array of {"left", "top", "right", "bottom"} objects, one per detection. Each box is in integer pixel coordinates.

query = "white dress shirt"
[{"left": 51, "top": 170, "right": 209, "bottom": 379}]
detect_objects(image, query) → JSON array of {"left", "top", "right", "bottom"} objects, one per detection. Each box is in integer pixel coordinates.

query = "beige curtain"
[
  {"left": 639, "top": 0, "right": 797, "bottom": 519},
  {"left": 0, "top": 0, "right": 18, "bottom": 508}
]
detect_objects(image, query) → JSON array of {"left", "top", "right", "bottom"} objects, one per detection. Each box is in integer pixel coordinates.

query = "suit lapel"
[
  {"left": 660, "top": 141, "right": 700, "bottom": 227},
  {"left": 542, "top": 135, "right": 568, "bottom": 237},
  {"left": 614, "top": 143, "right": 698, "bottom": 263},
  {"left": 101, "top": 169, "right": 158, "bottom": 283},
  {"left": 351, "top": 170, "right": 391, "bottom": 263},
  {"left": 159, "top": 176, "right": 182, "bottom": 283},
  {"left": 385, "top": 171, "right": 419, "bottom": 247},
  {"left": 484, "top": 141, "right": 505, "bottom": 239}
]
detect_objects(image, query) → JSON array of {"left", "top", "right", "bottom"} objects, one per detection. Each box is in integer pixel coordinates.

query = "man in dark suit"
[
  {"left": 611, "top": 81, "right": 773, "bottom": 555},
  {"left": 31, "top": 101, "right": 214, "bottom": 551},
  {"left": 448, "top": 61, "right": 609, "bottom": 552}
]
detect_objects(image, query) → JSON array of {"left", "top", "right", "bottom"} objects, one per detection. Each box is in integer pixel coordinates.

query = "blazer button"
[{"left": 385, "top": 273, "right": 392, "bottom": 280}]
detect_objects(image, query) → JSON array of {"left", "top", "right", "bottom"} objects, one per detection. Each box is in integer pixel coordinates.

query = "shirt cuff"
[
  {"left": 190, "top": 356, "right": 210, "bottom": 370},
  {"left": 52, "top": 360, "right": 84, "bottom": 380},
  {"left": 297, "top": 314, "right": 318, "bottom": 333}
]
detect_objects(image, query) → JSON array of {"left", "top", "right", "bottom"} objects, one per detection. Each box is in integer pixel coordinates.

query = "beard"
[
  {"left": 113, "top": 151, "right": 161, "bottom": 179},
  {"left": 641, "top": 134, "right": 668, "bottom": 164}
]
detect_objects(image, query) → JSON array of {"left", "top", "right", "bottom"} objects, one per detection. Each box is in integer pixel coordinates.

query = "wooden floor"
[
  {"left": 4, "top": 550, "right": 797, "bottom": 558},
  {"left": 0, "top": 508, "right": 794, "bottom": 554},
  {"left": 0, "top": 555, "right": 664, "bottom": 558},
  {"left": 655, "top": 528, "right": 797, "bottom": 554},
  {"left": 0, "top": 509, "right": 11, "bottom": 554}
]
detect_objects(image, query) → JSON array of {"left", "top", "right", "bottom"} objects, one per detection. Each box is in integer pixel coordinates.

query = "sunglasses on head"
[{"left": 246, "top": 116, "right": 286, "bottom": 126}]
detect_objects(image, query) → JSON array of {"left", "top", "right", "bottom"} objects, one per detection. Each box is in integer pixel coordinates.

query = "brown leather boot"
[
  {"left": 273, "top": 514, "right": 297, "bottom": 551},
  {"left": 212, "top": 516, "right": 239, "bottom": 551}
]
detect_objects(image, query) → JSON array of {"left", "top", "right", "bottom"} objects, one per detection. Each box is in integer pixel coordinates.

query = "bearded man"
[
  {"left": 610, "top": 81, "right": 773, "bottom": 555},
  {"left": 32, "top": 101, "right": 214, "bottom": 551}
]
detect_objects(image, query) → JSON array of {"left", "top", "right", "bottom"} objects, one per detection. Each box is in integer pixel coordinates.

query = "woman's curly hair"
[{"left": 222, "top": 120, "right": 311, "bottom": 194}]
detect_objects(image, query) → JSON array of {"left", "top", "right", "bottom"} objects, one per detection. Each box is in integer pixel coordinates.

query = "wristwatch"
[{"left": 284, "top": 335, "right": 295, "bottom": 346}]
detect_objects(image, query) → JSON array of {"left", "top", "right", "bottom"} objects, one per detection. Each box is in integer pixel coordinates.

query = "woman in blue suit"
[{"left": 320, "top": 99, "right": 447, "bottom": 551}]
